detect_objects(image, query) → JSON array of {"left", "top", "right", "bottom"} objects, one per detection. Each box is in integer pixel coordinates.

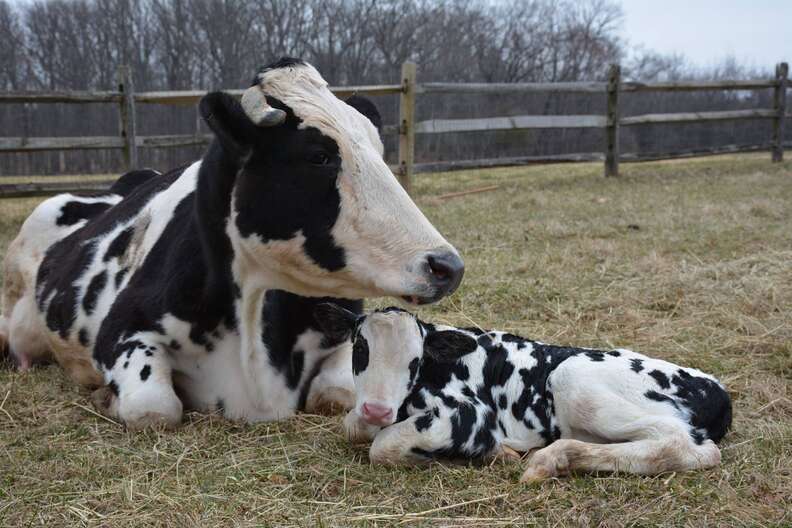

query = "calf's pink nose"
[{"left": 361, "top": 402, "right": 393, "bottom": 425}]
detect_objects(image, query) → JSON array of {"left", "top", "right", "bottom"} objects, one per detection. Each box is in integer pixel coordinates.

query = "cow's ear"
[
  {"left": 199, "top": 91, "right": 261, "bottom": 158},
  {"left": 345, "top": 95, "right": 382, "bottom": 132},
  {"left": 423, "top": 330, "right": 478, "bottom": 363},
  {"left": 314, "top": 303, "right": 361, "bottom": 342}
]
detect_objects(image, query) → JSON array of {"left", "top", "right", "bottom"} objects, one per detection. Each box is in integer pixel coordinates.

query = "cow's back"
[{"left": 1, "top": 191, "right": 121, "bottom": 374}]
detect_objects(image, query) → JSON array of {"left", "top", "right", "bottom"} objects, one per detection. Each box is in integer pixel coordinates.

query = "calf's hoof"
[
  {"left": 520, "top": 446, "right": 570, "bottom": 483},
  {"left": 343, "top": 411, "right": 381, "bottom": 444}
]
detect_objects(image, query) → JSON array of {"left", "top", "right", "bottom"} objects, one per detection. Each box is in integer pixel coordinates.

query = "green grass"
[{"left": 1, "top": 155, "right": 791, "bottom": 527}]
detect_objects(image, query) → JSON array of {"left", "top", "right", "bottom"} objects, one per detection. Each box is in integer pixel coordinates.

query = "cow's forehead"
[{"left": 258, "top": 63, "right": 377, "bottom": 147}]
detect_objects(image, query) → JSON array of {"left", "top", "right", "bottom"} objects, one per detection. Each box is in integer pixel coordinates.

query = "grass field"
[{"left": 1, "top": 155, "right": 791, "bottom": 527}]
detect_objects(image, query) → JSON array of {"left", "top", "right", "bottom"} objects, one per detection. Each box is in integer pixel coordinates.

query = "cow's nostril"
[{"left": 426, "top": 252, "right": 465, "bottom": 295}]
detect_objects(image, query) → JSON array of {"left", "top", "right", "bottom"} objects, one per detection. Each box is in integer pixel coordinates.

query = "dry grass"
[{"left": 1, "top": 154, "right": 791, "bottom": 527}]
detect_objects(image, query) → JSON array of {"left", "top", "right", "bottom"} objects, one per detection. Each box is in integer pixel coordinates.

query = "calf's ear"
[
  {"left": 314, "top": 303, "right": 361, "bottom": 342},
  {"left": 423, "top": 330, "right": 478, "bottom": 363}
]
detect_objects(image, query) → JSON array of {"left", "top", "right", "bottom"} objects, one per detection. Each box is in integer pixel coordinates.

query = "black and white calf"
[
  {"left": 0, "top": 58, "right": 464, "bottom": 429},
  {"left": 315, "top": 305, "right": 732, "bottom": 480}
]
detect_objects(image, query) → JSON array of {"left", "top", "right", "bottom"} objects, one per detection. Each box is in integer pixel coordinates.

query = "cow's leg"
[
  {"left": 104, "top": 337, "right": 183, "bottom": 430},
  {"left": 304, "top": 341, "right": 355, "bottom": 415},
  {"left": 368, "top": 412, "right": 452, "bottom": 465},
  {"left": 7, "top": 294, "right": 51, "bottom": 370}
]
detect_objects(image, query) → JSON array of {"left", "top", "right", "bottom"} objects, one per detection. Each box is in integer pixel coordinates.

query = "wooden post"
[
  {"left": 117, "top": 65, "right": 138, "bottom": 170},
  {"left": 772, "top": 62, "right": 788, "bottom": 162},
  {"left": 398, "top": 61, "right": 417, "bottom": 193},
  {"left": 605, "top": 64, "right": 621, "bottom": 177}
]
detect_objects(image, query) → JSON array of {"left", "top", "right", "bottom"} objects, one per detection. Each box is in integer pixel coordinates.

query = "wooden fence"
[{"left": 0, "top": 61, "right": 789, "bottom": 198}]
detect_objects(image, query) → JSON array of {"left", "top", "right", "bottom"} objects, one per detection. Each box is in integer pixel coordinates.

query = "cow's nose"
[
  {"left": 361, "top": 402, "right": 394, "bottom": 426},
  {"left": 426, "top": 251, "right": 465, "bottom": 297}
]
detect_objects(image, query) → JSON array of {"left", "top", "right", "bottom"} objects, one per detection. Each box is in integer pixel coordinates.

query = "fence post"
[
  {"left": 398, "top": 61, "right": 417, "bottom": 193},
  {"left": 604, "top": 64, "right": 621, "bottom": 177},
  {"left": 772, "top": 62, "right": 788, "bottom": 162},
  {"left": 117, "top": 65, "right": 138, "bottom": 170}
]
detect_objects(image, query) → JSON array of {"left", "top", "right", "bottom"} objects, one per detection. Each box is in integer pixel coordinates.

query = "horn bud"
[{"left": 240, "top": 85, "right": 286, "bottom": 127}]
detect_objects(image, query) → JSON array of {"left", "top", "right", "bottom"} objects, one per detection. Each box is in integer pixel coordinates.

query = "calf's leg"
[
  {"left": 523, "top": 386, "right": 721, "bottom": 481},
  {"left": 369, "top": 412, "right": 452, "bottom": 465}
]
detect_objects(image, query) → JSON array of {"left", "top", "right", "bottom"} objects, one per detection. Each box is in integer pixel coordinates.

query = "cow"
[
  {"left": 314, "top": 304, "right": 732, "bottom": 481},
  {"left": 0, "top": 57, "right": 465, "bottom": 429}
]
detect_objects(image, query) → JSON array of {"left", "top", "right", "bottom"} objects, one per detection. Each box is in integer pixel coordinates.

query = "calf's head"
[
  {"left": 200, "top": 57, "right": 463, "bottom": 304},
  {"left": 315, "top": 304, "right": 477, "bottom": 427}
]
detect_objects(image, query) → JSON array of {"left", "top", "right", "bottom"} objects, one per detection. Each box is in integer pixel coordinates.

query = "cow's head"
[
  {"left": 314, "top": 303, "right": 477, "bottom": 427},
  {"left": 199, "top": 57, "right": 463, "bottom": 304}
]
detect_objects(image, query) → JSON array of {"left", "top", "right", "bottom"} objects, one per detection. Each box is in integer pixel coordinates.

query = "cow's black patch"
[
  {"left": 40, "top": 238, "right": 100, "bottom": 339},
  {"left": 257, "top": 57, "right": 306, "bottom": 77},
  {"left": 114, "top": 268, "right": 129, "bottom": 289},
  {"left": 108, "top": 380, "right": 119, "bottom": 396},
  {"left": 104, "top": 227, "right": 134, "bottom": 262},
  {"left": 78, "top": 328, "right": 90, "bottom": 346},
  {"left": 630, "top": 358, "right": 644, "bottom": 373},
  {"left": 229, "top": 97, "right": 347, "bottom": 272},
  {"left": 498, "top": 394, "right": 508, "bottom": 410},
  {"left": 262, "top": 290, "right": 362, "bottom": 390},
  {"left": 56, "top": 201, "right": 111, "bottom": 226},
  {"left": 109, "top": 169, "right": 160, "bottom": 197},
  {"left": 82, "top": 271, "right": 108, "bottom": 316},
  {"left": 649, "top": 369, "right": 671, "bottom": 389},
  {"left": 607, "top": 350, "right": 621, "bottom": 357},
  {"left": 140, "top": 365, "right": 151, "bottom": 381},
  {"left": 169, "top": 340, "right": 181, "bottom": 351}
]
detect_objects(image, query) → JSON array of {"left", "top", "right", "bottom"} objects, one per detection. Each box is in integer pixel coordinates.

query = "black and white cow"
[
  {"left": 0, "top": 58, "right": 464, "bottom": 429},
  {"left": 315, "top": 305, "right": 732, "bottom": 481}
]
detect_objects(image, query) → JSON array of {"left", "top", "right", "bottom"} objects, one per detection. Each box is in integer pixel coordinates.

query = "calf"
[{"left": 315, "top": 305, "right": 732, "bottom": 481}]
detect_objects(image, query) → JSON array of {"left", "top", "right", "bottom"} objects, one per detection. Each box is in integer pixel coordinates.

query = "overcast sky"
[{"left": 618, "top": 0, "right": 792, "bottom": 68}]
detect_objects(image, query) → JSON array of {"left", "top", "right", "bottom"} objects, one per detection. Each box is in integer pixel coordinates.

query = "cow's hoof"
[
  {"left": 90, "top": 386, "right": 120, "bottom": 421},
  {"left": 125, "top": 411, "right": 182, "bottom": 431},
  {"left": 306, "top": 386, "right": 355, "bottom": 416},
  {"left": 118, "top": 386, "right": 183, "bottom": 430}
]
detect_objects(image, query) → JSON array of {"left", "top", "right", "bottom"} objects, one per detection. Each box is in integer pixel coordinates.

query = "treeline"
[{"left": 0, "top": 0, "right": 784, "bottom": 176}]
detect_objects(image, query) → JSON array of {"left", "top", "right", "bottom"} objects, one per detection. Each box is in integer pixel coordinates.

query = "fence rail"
[{"left": 1, "top": 61, "right": 788, "bottom": 197}]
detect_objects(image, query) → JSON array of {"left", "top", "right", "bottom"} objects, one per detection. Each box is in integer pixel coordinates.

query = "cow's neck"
[{"left": 192, "top": 141, "right": 244, "bottom": 326}]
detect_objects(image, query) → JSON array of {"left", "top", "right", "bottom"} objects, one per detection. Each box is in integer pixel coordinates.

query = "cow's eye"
[{"left": 309, "top": 152, "right": 332, "bottom": 166}]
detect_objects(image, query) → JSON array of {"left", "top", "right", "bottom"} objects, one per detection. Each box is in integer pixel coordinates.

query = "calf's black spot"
[
  {"left": 352, "top": 336, "right": 369, "bottom": 375},
  {"left": 648, "top": 369, "right": 671, "bottom": 389},
  {"left": 140, "top": 365, "right": 151, "bottom": 381},
  {"left": 630, "top": 358, "right": 644, "bottom": 373}
]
